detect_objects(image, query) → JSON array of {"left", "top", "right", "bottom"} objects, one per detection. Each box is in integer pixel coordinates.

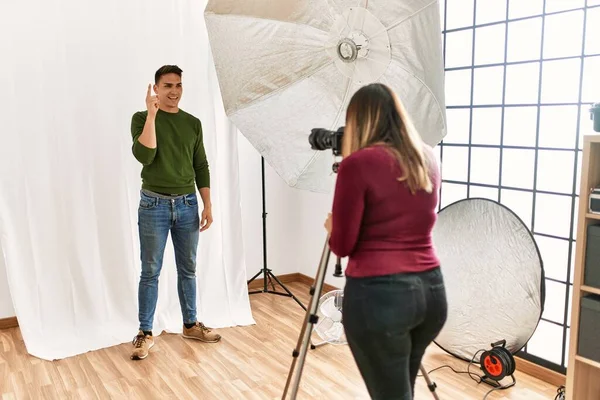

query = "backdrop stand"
[{"left": 247, "top": 157, "right": 307, "bottom": 311}]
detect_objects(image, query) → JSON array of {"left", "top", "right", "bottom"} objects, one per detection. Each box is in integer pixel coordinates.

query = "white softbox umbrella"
[{"left": 204, "top": 0, "right": 446, "bottom": 193}]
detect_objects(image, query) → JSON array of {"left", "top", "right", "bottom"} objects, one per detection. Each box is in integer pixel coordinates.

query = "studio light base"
[{"left": 247, "top": 267, "right": 306, "bottom": 311}]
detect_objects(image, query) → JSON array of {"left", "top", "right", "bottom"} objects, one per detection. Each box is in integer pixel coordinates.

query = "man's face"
[{"left": 154, "top": 73, "right": 183, "bottom": 110}]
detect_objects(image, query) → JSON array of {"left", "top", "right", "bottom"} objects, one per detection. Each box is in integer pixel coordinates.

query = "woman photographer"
[{"left": 324, "top": 83, "right": 447, "bottom": 400}]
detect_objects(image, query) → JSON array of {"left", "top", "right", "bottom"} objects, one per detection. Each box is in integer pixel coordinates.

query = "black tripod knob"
[{"left": 333, "top": 257, "right": 343, "bottom": 277}]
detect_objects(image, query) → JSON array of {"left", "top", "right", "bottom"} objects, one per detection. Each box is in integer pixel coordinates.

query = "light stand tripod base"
[
  {"left": 248, "top": 156, "right": 306, "bottom": 311},
  {"left": 247, "top": 268, "right": 307, "bottom": 311}
]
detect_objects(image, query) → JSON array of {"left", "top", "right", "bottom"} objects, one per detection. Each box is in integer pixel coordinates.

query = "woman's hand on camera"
[{"left": 324, "top": 213, "right": 332, "bottom": 235}]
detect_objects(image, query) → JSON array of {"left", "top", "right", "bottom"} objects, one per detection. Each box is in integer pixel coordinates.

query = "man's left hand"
[{"left": 201, "top": 207, "right": 213, "bottom": 232}]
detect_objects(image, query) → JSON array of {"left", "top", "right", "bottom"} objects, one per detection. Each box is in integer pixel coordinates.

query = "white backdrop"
[
  {"left": 0, "top": 0, "right": 254, "bottom": 361},
  {"left": 0, "top": 246, "right": 12, "bottom": 319}
]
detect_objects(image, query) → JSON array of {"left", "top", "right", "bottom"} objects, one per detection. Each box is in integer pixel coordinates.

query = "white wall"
[{"left": 277, "top": 180, "right": 346, "bottom": 290}]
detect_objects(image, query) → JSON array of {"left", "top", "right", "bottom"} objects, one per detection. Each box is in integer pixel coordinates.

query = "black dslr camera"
[
  {"left": 591, "top": 103, "right": 600, "bottom": 133},
  {"left": 309, "top": 126, "right": 344, "bottom": 156}
]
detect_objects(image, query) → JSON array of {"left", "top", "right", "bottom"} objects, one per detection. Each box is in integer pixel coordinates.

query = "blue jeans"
[
  {"left": 137, "top": 190, "right": 200, "bottom": 331},
  {"left": 342, "top": 267, "right": 448, "bottom": 400}
]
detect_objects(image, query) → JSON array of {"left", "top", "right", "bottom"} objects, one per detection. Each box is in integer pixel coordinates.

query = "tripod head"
[
  {"left": 310, "top": 129, "right": 344, "bottom": 278},
  {"left": 332, "top": 161, "right": 340, "bottom": 173},
  {"left": 331, "top": 159, "right": 343, "bottom": 277}
]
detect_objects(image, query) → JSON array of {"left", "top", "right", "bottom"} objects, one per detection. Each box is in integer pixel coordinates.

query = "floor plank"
[{"left": 1, "top": 282, "right": 560, "bottom": 399}]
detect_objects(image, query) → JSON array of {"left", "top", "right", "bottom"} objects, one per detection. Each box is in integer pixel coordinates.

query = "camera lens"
[{"left": 309, "top": 128, "right": 334, "bottom": 151}]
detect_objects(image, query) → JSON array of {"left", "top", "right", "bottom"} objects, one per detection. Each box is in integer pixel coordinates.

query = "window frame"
[{"left": 438, "top": 0, "right": 600, "bottom": 374}]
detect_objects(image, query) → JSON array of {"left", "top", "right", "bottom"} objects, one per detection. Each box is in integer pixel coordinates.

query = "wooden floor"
[{"left": 1, "top": 282, "right": 560, "bottom": 399}]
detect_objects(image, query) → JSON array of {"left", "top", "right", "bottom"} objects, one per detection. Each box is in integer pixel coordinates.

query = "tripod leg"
[
  {"left": 419, "top": 365, "right": 440, "bottom": 400},
  {"left": 268, "top": 271, "right": 307, "bottom": 311},
  {"left": 282, "top": 237, "right": 332, "bottom": 400},
  {"left": 247, "top": 269, "right": 264, "bottom": 285}
]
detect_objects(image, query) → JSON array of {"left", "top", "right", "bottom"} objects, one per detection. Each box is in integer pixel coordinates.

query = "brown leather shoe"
[
  {"left": 182, "top": 322, "right": 221, "bottom": 343},
  {"left": 130, "top": 331, "right": 154, "bottom": 360}
]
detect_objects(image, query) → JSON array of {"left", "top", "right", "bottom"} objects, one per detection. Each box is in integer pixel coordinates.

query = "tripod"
[
  {"left": 281, "top": 236, "right": 440, "bottom": 400},
  {"left": 247, "top": 157, "right": 306, "bottom": 311}
]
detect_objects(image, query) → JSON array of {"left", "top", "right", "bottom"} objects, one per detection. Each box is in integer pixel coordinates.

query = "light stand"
[{"left": 247, "top": 157, "right": 306, "bottom": 311}]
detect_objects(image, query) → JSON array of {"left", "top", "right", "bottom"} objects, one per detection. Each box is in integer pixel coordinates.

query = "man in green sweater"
[{"left": 129, "top": 65, "right": 221, "bottom": 360}]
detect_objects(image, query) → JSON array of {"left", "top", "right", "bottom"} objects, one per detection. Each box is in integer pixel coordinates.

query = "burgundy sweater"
[{"left": 329, "top": 145, "right": 441, "bottom": 278}]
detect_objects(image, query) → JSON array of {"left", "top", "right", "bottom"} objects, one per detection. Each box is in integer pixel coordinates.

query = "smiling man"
[{"left": 129, "top": 65, "right": 221, "bottom": 361}]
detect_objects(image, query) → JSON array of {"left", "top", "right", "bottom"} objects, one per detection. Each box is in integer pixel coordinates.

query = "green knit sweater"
[{"left": 131, "top": 109, "right": 209, "bottom": 195}]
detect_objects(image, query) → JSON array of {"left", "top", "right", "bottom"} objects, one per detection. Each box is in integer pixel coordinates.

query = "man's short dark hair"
[{"left": 155, "top": 65, "right": 183, "bottom": 84}]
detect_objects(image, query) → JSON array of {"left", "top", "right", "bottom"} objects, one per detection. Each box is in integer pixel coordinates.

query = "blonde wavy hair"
[{"left": 343, "top": 83, "right": 433, "bottom": 194}]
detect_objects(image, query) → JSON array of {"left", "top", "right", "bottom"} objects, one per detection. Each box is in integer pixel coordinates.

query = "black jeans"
[{"left": 342, "top": 267, "right": 448, "bottom": 400}]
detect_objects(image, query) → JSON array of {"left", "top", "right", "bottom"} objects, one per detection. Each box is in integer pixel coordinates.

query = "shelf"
[
  {"left": 566, "top": 136, "right": 600, "bottom": 399},
  {"left": 587, "top": 213, "right": 600, "bottom": 221},
  {"left": 575, "top": 355, "right": 600, "bottom": 370},
  {"left": 585, "top": 135, "right": 600, "bottom": 144},
  {"left": 581, "top": 285, "right": 600, "bottom": 296}
]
